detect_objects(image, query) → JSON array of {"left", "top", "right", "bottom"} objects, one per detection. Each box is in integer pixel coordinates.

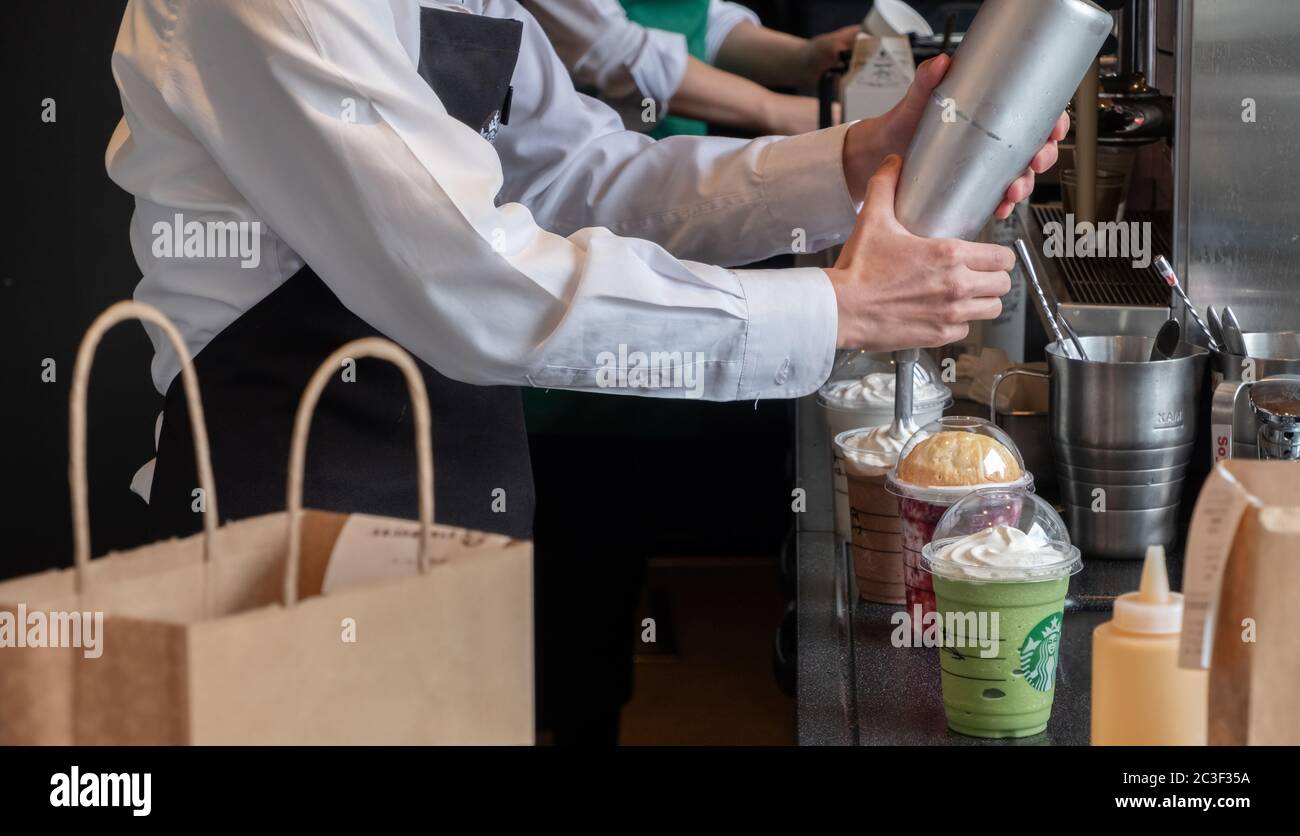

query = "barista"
[
  {"left": 106, "top": 0, "right": 1060, "bottom": 744},
  {"left": 522, "top": 0, "right": 859, "bottom": 136}
]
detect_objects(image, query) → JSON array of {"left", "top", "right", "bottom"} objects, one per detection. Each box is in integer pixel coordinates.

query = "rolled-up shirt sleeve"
[
  {"left": 706, "top": 0, "right": 760, "bottom": 64},
  {"left": 153, "top": 0, "right": 841, "bottom": 401},
  {"left": 522, "top": 0, "right": 688, "bottom": 132},
  {"left": 497, "top": 7, "right": 860, "bottom": 267}
]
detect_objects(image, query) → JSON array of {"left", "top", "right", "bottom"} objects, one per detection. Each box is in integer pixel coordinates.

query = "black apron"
[{"left": 149, "top": 8, "right": 532, "bottom": 541}]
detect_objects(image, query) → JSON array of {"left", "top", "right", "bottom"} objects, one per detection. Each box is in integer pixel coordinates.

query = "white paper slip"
[
  {"left": 842, "top": 33, "right": 915, "bottom": 121},
  {"left": 1177, "top": 465, "right": 1256, "bottom": 670},
  {"left": 321, "top": 513, "right": 518, "bottom": 595}
]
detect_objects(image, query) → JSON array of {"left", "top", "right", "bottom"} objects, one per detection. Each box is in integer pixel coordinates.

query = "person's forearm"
[
  {"left": 669, "top": 56, "right": 816, "bottom": 135},
  {"left": 713, "top": 21, "right": 809, "bottom": 88}
]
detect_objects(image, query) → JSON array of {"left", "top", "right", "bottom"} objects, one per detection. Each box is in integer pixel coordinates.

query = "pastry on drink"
[
  {"left": 886, "top": 418, "right": 1034, "bottom": 619},
  {"left": 895, "top": 431, "right": 1023, "bottom": 487}
]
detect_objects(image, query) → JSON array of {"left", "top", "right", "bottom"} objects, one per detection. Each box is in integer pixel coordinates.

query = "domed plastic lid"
[
  {"left": 817, "top": 350, "right": 951, "bottom": 413},
  {"left": 921, "top": 488, "right": 1081, "bottom": 582},
  {"left": 886, "top": 416, "right": 1032, "bottom": 503}
]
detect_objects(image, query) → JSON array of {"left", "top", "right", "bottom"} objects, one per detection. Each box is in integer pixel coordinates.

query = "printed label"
[
  {"left": 321, "top": 513, "right": 513, "bottom": 594},
  {"left": 1212, "top": 424, "right": 1233, "bottom": 464},
  {"left": 1179, "top": 467, "right": 1253, "bottom": 669}
]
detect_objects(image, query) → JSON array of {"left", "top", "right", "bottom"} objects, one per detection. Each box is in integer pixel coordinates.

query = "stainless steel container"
[
  {"left": 1055, "top": 445, "right": 1194, "bottom": 472},
  {"left": 988, "top": 364, "right": 1055, "bottom": 495},
  {"left": 1060, "top": 506, "right": 1180, "bottom": 560},
  {"left": 1250, "top": 378, "right": 1300, "bottom": 461},
  {"left": 1057, "top": 460, "right": 1188, "bottom": 486},
  {"left": 1208, "top": 332, "right": 1300, "bottom": 461},
  {"left": 896, "top": 0, "right": 1112, "bottom": 240},
  {"left": 1047, "top": 336, "right": 1208, "bottom": 559},
  {"left": 1211, "top": 332, "right": 1300, "bottom": 382},
  {"left": 994, "top": 408, "right": 1056, "bottom": 496},
  {"left": 1060, "top": 477, "right": 1186, "bottom": 509}
]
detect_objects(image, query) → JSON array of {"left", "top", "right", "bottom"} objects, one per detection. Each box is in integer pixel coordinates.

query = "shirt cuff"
[
  {"left": 734, "top": 266, "right": 837, "bottom": 400},
  {"left": 636, "top": 28, "right": 689, "bottom": 119},
  {"left": 758, "top": 122, "right": 861, "bottom": 255}
]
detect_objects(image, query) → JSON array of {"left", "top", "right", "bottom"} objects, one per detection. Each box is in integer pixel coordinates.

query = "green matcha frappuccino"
[{"left": 921, "top": 489, "right": 1082, "bottom": 739}]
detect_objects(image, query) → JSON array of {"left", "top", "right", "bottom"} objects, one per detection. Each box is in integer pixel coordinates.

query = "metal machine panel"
[{"left": 1174, "top": 0, "right": 1300, "bottom": 334}]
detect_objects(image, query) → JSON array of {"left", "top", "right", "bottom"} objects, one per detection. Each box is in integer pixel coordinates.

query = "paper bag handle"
[
  {"left": 284, "top": 338, "right": 434, "bottom": 607},
  {"left": 71, "top": 301, "right": 219, "bottom": 590}
]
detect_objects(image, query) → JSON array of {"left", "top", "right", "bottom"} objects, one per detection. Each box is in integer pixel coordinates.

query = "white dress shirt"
[
  {"left": 106, "top": 0, "right": 853, "bottom": 494},
  {"left": 521, "top": 0, "right": 759, "bottom": 131}
]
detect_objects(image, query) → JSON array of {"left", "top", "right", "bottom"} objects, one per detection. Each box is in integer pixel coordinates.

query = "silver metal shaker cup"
[{"left": 895, "top": 0, "right": 1113, "bottom": 240}]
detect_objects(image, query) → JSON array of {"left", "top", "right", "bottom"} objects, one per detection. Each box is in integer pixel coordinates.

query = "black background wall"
[{"left": 3, "top": 0, "right": 153, "bottom": 579}]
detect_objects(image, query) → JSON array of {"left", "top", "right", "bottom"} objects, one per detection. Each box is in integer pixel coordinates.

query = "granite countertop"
[{"left": 794, "top": 395, "right": 1184, "bottom": 746}]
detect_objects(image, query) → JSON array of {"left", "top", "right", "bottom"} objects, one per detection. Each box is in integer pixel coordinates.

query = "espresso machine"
[
  {"left": 1209, "top": 342, "right": 1300, "bottom": 462},
  {"left": 1020, "top": 0, "right": 1300, "bottom": 466},
  {"left": 1172, "top": 1, "right": 1300, "bottom": 463}
]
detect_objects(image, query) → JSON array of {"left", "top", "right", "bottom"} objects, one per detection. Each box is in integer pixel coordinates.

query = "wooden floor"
[{"left": 618, "top": 558, "right": 794, "bottom": 746}]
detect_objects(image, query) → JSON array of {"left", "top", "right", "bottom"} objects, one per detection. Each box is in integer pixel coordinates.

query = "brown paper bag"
[
  {"left": 0, "top": 302, "right": 533, "bottom": 745},
  {"left": 0, "top": 300, "right": 225, "bottom": 744},
  {"left": 1180, "top": 460, "right": 1300, "bottom": 745}
]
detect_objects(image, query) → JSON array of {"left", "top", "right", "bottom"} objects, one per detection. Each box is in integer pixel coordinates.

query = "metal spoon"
[
  {"left": 1206, "top": 306, "right": 1226, "bottom": 351},
  {"left": 1153, "top": 256, "right": 1221, "bottom": 353},
  {"left": 1221, "top": 307, "right": 1250, "bottom": 357},
  {"left": 1149, "top": 318, "right": 1181, "bottom": 361}
]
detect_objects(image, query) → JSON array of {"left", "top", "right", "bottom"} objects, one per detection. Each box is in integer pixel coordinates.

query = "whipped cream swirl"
[
  {"left": 841, "top": 424, "right": 921, "bottom": 476},
  {"left": 933, "top": 524, "right": 1071, "bottom": 580},
  {"left": 822, "top": 372, "right": 947, "bottom": 408}
]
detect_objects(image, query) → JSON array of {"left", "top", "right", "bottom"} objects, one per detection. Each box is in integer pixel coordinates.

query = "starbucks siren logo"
[{"left": 1018, "top": 613, "right": 1063, "bottom": 692}]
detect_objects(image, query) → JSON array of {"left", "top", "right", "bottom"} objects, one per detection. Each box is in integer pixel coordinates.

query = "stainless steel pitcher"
[
  {"left": 993, "top": 336, "right": 1208, "bottom": 558},
  {"left": 895, "top": 0, "right": 1112, "bottom": 240}
]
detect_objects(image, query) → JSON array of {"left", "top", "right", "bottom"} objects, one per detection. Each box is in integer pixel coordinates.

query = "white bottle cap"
[{"left": 1112, "top": 545, "right": 1184, "bottom": 634}]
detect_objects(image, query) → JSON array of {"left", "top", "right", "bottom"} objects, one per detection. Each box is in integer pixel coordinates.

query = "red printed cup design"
[
  {"left": 898, "top": 497, "right": 949, "bottom": 617},
  {"left": 898, "top": 494, "right": 1028, "bottom": 617}
]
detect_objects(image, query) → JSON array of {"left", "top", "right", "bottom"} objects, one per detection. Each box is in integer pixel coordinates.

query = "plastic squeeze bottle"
[{"left": 1091, "top": 546, "right": 1208, "bottom": 745}]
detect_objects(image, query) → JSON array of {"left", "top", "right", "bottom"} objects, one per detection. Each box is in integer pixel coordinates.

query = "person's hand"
[
  {"left": 828, "top": 155, "right": 1014, "bottom": 350},
  {"left": 843, "top": 54, "right": 1069, "bottom": 219},
  {"left": 797, "top": 24, "right": 861, "bottom": 87}
]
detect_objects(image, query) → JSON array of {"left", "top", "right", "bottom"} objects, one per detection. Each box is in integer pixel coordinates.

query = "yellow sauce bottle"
[{"left": 1091, "top": 546, "right": 1208, "bottom": 745}]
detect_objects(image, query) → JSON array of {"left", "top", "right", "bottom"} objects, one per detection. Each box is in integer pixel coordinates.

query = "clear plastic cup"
[
  {"left": 921, "top": 489, "right": 1082, "bottom": 739},
  {"left": 886, "top": 417, "right": 1034, "bottom": 619},
  {"left": 834, "top": 426, "right": 919, "bottom": 604},
  {"left": 821, "top": 351, "right": 951, "bottom": 542}
]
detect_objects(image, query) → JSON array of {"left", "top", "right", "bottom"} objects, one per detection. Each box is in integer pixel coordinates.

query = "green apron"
[{"left": 621, "top": 0, "right": 710, "bottom": 138}]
